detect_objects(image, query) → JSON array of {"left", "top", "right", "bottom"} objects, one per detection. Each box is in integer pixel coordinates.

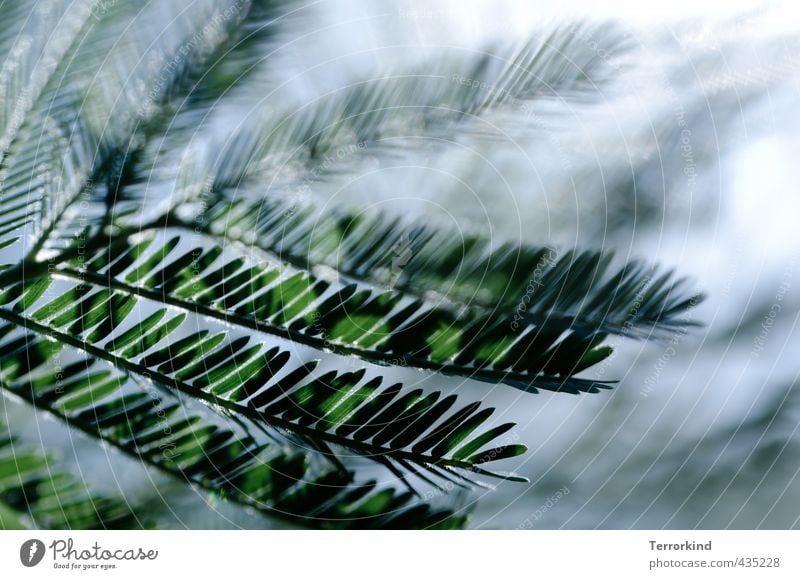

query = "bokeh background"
[
  {"left": 267, "top": 0, "right": 800, "bottom": 529},
  {"left": 3, "top": 0, "right": 799, "bottom": 529}
]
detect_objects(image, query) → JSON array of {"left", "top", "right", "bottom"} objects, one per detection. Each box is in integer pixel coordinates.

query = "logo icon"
[{"left": 20, "top": 539, "right": 45, "bottom": 567}]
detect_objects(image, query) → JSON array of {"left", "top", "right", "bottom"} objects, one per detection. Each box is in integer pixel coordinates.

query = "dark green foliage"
[
  {"left": 0, "top": 420, "right": 139, "bottom": 530},
  {"left": 0, "top": 0, "right": 701, "bottom": 529},
  {"left": 0, "top": 280, "right": 525, "bottom": 480}
]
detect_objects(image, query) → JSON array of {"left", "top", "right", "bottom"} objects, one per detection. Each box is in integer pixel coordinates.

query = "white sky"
[{"left": 405, "top": 0, "right": 799, "bottom": 41}]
